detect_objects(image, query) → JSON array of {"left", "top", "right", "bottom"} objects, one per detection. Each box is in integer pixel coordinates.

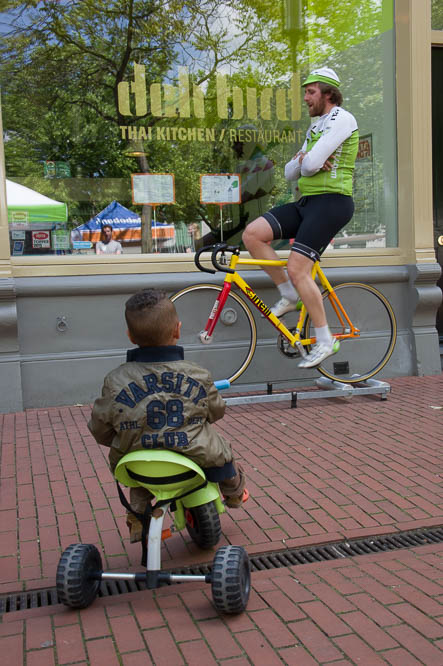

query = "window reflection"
[
  {"left": 432, "top": 0, "right": 443, "bottom": 30},
  {"left": 1, "top": 0, "right": 396, "bottom": 255}
]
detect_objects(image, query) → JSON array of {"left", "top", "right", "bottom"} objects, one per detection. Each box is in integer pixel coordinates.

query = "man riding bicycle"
[{"left": 242, "top": 67, "right": 359, "bottom": 368}]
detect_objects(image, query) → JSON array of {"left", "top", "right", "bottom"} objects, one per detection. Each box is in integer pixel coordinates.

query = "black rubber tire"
[
  {"left": 56, "top": 543, "right": 102, "bottom": 609},
  {"left": 171, "top": 284, "right": 257, "bottom": 383},
  {"left": 185, "top": 501, "right": 222, "bottom": 549},
  {"left": 211, "top": 545, "right": 251, "bottom": 614}
]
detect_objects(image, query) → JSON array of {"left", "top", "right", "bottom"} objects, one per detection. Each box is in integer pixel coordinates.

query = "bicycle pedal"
[{"left": 161, "top": 528, "right": 173, "bottom": 540}]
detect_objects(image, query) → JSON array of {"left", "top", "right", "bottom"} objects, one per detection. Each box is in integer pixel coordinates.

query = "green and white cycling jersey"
[{"left": 285, "top": 106, "right": 359, "bottom": 197}]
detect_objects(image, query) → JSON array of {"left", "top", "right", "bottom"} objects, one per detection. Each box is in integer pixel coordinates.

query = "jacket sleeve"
[
  {"left": 284, "top": 138, "right": 308, "bottom": 182},
  {"left": 87, "top": 381, "right": 116, "bottom": 447},
  {"left": 301, "top": 113, "right": 356, "bottom": 176},
  {"left": 206, "top": 380, "right": 226, "bottom": 423}
]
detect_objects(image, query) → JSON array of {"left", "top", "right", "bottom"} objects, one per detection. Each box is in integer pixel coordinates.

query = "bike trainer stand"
[{"left": 223, "top": 377, "right": 390, "bottom": 409}]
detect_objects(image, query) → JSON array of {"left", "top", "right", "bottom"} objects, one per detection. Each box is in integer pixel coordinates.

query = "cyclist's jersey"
[{"left": 285, "top": 106, "right": 359, "bottom": 197}]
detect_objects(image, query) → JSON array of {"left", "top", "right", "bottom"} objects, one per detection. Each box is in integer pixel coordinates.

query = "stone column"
[{"left": 396, "top": 0, "right": 441, "bottom": 374}]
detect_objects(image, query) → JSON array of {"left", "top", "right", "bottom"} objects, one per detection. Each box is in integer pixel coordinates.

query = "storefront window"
[
  {"left": 0, "top": 0, "right": 396, "bottom": 256},
  {"left": 432, "top": 0, "right": 443, "bottom": 30}
]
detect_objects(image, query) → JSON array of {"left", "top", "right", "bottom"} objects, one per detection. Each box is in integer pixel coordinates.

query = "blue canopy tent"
[{"left": 71, "top": 200, "right": 175, "bottom": 248}]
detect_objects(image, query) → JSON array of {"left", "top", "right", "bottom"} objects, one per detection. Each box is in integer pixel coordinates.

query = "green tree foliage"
[
  {"left": 0, "top": 0, "right": 261, "bottom": 247},
  {"left": 432, "top": 0, "right": 443, "bottom": 30}
]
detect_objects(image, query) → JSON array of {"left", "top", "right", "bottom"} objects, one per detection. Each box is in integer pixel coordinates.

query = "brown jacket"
[{"left": 88, "top": 346, "right": 232, "bottom": 471}]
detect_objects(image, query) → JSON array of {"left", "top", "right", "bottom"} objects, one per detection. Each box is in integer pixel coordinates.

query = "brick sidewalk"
[{"left": 1, "top": 373, "right": 443, "bottom": 664}]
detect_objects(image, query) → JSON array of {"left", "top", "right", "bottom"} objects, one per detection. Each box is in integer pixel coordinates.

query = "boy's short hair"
[{"left": 125, "top": 289, "right": 178, "bottom": 346}]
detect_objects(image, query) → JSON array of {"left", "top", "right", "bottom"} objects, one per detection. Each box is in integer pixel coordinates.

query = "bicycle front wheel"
[
  {"left": 171, "top": 284, "right": 257, "bottom": 383},
  {"left": 305, "top": 282, "right": 397, "bottom": 384}
]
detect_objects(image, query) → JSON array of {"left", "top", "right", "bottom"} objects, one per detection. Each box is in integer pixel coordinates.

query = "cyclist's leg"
[
  {"left": 287, "top": 250, "right": 325, "bottom": 326},
  {"left": 242, "top": 215, "right": 286, "bottom": 285},
  {"left": 288, "top": 195, "right": 354, "bottom": 314},
  {"left": 243, "top": 203, "right": 303, "bottom": 313},
  {"left": 288, "top": 194, "right": 354, "bottom": 367}
]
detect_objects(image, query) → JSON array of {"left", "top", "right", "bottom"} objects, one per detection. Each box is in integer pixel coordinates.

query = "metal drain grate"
[
  {"left": 174, "top": 526, "right": 443, "bottom": 574},
  {"left": 0, "top": 588, "right": 59, "bottom": 615},
  {"left": 2, "top": 525, "right": 443, "bottom": 614}
]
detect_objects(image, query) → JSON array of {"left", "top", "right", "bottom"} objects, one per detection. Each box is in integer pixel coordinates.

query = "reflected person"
[{"left": 95, "top": 224, "right": 123, "bottom": 255}]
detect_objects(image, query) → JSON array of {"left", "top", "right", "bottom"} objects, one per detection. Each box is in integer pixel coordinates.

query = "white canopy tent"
[{"left": 6, "top": 179, "right": 68, "bottom": 229}]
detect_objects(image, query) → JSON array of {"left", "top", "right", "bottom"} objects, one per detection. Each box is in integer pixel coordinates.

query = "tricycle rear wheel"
[
  {"left": 56, "top": 543, "right": 102, "bottom": 609},
  {"left": 211, "top": 545, "right": 251, "bottom": 614}
]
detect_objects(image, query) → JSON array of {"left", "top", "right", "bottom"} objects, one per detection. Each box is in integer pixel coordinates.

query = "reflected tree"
[{"left": 0, "top": 0, "right": 262, "bottom": 249}]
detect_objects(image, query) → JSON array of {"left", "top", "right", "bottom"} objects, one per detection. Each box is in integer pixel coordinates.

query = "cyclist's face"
[{"left": 304, "top": 83, "right": 328, "bottom": 117}]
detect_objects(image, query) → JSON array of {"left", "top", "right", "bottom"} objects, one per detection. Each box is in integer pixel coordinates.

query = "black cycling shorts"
[{"left": 263, "top": 193, "right": 354, "bottom": 262}]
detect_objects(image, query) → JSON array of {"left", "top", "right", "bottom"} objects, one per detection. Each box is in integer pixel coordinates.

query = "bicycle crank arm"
[
  {"left": 295, "top": 340, "right": 308, "bottom": 357},
  {"left": 199, "top": 330, "right": 213, "bottom": 344}
]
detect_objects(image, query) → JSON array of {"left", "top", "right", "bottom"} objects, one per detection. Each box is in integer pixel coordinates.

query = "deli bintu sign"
[{"left": 118, "top": 64, "right": 301, "bottom": 122}]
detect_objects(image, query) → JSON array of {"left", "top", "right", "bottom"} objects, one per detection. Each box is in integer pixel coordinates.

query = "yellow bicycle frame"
[{"left": 215, "top": 253, "right": 360, "bottom": 354}]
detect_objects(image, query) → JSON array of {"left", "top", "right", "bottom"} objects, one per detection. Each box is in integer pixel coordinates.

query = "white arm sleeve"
[
  {"left": 284, "top": 139, "right": 307, "bottom": 181},
  {"left": 301, "top": 111, "right": 356, "bottom": 177}
]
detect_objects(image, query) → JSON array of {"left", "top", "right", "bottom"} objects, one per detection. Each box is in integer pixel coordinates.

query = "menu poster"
[
  {"left": 200, "top": 174, "right": 241, "bottom": 205},
  {"left": 131, "top": 173, "right": 175, "bottom": 205}
]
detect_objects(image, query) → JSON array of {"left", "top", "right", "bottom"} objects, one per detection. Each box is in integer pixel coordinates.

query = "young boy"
[{"left": 88, "top": 288, "right": 247, "bottom": 543}]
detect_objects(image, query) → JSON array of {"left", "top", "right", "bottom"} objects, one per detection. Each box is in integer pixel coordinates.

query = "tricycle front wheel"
[{"left": 185, "top": 501, "right": 221, "bottom": 549}]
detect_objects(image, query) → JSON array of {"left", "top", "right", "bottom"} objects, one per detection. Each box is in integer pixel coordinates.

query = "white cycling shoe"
[
  {"left": 298, "top": 339, "right": 340, "bottom": 369},
  {"left": 270, "top": 297, "right": 300, "bottom": 317}
]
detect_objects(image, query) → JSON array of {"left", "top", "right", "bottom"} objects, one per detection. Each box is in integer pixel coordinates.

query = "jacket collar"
[{"left": 126, "top": 345, "right": 184, "bottom": 363}]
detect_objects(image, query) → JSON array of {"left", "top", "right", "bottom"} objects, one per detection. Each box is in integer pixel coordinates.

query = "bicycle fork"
[{"left": 199, "top": 281, "right": 233, "bottom": 344}]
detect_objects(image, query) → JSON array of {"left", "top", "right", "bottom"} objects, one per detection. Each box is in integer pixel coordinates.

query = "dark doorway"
[{"left": 432, "top": 47, "right": 443, "bottom": 340}]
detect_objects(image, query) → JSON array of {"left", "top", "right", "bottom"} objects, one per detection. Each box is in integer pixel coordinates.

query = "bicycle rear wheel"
[
  {"left": 171, "top": 284, "right": 257, "bottom": 383},
  {"left": 305, "top": 282, "right": 397, "bottom": 384}
]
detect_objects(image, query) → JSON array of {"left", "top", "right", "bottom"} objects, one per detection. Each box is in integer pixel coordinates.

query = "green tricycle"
[{"left": 56, "top": 381, "right": 251, "bottom": 615}]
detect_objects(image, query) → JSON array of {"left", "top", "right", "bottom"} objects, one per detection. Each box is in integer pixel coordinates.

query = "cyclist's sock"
[
  {"left": 315, "top": 325, "right": 333, "bottom": 346},
  {"left": 278, "top": 279, "right": 298, "bottom": 303}
]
